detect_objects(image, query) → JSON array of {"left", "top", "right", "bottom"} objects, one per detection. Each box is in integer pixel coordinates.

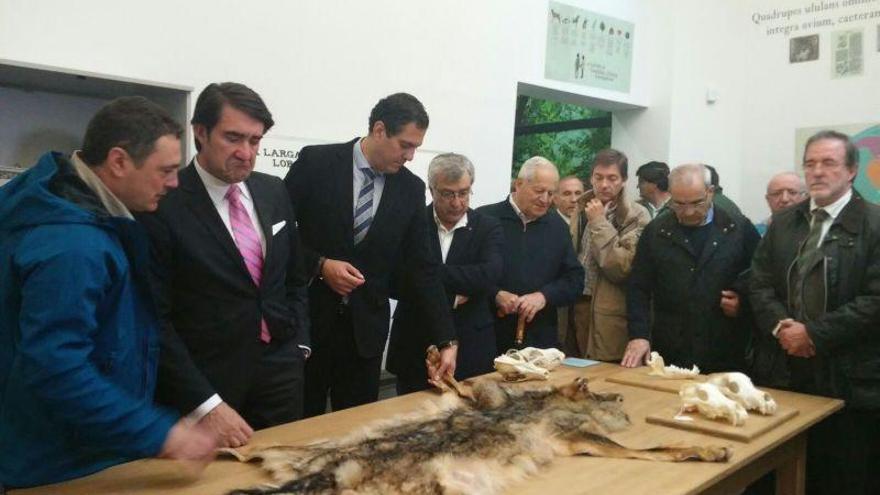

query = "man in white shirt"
[
  {"left": 137, "top": 83, "right": 310, "bottom": 448},
  {"left": 387, "top": 153, "right": 503, "bottom": 393}
]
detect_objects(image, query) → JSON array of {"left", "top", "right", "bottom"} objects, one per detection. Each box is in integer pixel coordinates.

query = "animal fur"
[{"left": 223, "top": 378, "right": 731, "bottom": 494}]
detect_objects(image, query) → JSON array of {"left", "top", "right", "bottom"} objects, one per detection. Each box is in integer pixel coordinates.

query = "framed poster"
[{"left": 545, "top": 1, "right": 634, "bottom": 93}]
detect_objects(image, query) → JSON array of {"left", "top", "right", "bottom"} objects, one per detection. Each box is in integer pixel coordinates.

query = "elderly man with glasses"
[
  {"left": 621, "top": 163, "right": 760, "bottom": 373},
  {"left": 387, "top": 153, "right": 504, "bottom": 394},
  {"left": 754, "top": 171, "right": 807, "bottom": 236}
]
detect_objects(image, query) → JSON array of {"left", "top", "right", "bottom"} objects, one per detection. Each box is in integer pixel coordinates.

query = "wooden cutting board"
[
  {"left": 605, "top": 366, "right": 704, "bottom": 393},
  {"left": 646, "top": 405, "right": 799, "bottom": 442}
]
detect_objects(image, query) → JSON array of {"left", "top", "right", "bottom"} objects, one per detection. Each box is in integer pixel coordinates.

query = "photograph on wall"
[
  {"left": 544, "top": 1, "right": 634, "bottom": 93},
  {"left": 831, "top": 29, "right": 863, "bottom": 78},
  {"left": 795, "top": 122, "right": 880, "bottom": 204},
  {"left": 789, "top": 34, "right": 819, "bottom": 63}
]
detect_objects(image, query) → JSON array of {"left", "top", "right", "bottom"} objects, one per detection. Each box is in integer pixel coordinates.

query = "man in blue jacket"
[{"left": 0, "top": 97, "right": 215, "bottom": 488}]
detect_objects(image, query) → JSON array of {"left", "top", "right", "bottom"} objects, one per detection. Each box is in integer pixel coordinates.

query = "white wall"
[
  {"left": 8, "top": 0, "right": 869, "bottom": 222},
  {"left": 0, "top": 0, "right": 671, "bottom": 208},
  {"left": 662, "top": 0, "right": 880, "bottom": 221}
]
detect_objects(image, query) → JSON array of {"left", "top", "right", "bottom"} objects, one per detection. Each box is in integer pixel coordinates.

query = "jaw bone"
[
  {"left": 646, "top": 351, "right": 700, "bottom": 378},
  {"left": 679, "top": 382, "right": 748, "bottom": 426},
  {"left": 493, "top": 348, "right": 566, "bottom": 382},
  {"left": 707, "top": 372, "right": 777, "bottom": 415}
]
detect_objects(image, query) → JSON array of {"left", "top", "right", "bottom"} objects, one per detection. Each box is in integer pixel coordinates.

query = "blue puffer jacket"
[{"left": 0, "top": 152, "right": 177, "bottom": 488}]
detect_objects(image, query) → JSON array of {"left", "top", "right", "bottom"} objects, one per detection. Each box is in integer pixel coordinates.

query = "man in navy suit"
[
  {"left": 284, "top": 93, "right": 456, "bottom": 416},
  {"left": 387, "top": 153, "right": 503, "bottom": 394},
  {"left": 137, "top": 83, "right": 310, "bottom": 447}
]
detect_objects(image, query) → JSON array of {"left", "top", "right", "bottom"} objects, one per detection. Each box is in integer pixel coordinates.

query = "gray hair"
[
  {"left": 669, "top": 163, "right": 712, "bottom": 189},
  {"left": 518, "top": 156, "right": 559, "bottom": 181},
  {"left": 427, "top": 153, "right": 475, "bottom": 189}
]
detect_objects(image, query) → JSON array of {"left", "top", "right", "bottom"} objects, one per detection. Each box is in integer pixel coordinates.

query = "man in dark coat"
[
  {"left": 478, "top": 156, "right": 584, "bottom": 352},
  {"left": 749, "top": 130, "right": 880, "bottom": 494},
  {"left": 388, "top": 153, "right": 503, "bottom": 393},
  {"left": 284, "top": 93, "right": 456, "bottom": 416},
  {"left": 622, "top": 163, "right": 760, "bottom": 373},
  {"left": 137, "top": 83, "right": 310, "bottom": 447}
]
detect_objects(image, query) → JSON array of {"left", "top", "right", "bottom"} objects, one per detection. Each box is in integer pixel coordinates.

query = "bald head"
[
  {"left": 668, "top": 164, "right": 714, "bottom": 227},
  {"left": 669, "top": 163, "right": 712, "bottom": 190},
  {"left": 765, "top": 171, "right": 806, "bottom": 213}
]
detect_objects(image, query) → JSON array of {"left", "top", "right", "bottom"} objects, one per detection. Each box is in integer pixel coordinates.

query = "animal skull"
[
  {"left": 511, "top": 347, "right": 565, "bottom": 370},
  {"left": 493, "top": 348, "right": 565, "bottom": 382},
  {"left": 679, "top": 383, "right": 748, "bottom": 426},
  {"left": 646, "top": 351, "right": 700, "bottom": 378},
  {"left": 707, "top": 372, "right": 777, "bottom": 415}
]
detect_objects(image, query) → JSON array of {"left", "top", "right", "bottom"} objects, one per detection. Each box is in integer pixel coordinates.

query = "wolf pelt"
[{"left": 224, "top": 378, "right": 730, "bottom": 495}]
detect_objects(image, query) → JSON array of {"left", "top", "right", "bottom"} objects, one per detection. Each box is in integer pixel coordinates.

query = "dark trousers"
[
  {"left": 303, "top": 306, "right": 381, "bottom": 417},
  {"left": 805, "top": 409, "right": 880, "bottom": 495},
  {"left": 239, "top": 338, "right": 305, "bottom": 430}
]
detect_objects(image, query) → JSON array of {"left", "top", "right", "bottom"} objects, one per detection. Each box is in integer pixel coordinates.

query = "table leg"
[{"left": 775, "top": 432, "right": 807, "bottom": 495}]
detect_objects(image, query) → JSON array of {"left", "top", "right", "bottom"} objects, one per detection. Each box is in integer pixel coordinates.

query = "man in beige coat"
[{"left": 574, "top": 149, "right": 650, "bottom": 360}]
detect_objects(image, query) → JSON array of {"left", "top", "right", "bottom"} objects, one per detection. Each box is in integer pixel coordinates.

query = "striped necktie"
[
  {"left": 226, "top": 184, "right": 271, "bottom": 343},
  {"left": 354, "top": 168, "right": 376, "bottom": 245}
]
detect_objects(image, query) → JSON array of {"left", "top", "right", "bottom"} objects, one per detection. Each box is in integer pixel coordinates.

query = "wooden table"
[{"left": 12, "top": 364, "right": 842, "bottom": 495}]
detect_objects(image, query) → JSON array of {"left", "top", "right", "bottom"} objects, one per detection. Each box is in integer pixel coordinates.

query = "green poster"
[{"left": 545, "top": 1, "right": 634, "bottom": 93}]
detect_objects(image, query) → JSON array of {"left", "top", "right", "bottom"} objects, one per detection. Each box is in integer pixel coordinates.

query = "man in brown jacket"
[{"left": 573, "top": 149, "right": 650, "bottom": 360}]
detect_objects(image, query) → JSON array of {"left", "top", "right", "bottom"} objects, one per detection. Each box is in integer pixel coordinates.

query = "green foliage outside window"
[{"left": 511, "top": 95, "right": 612, "bottom": 181}]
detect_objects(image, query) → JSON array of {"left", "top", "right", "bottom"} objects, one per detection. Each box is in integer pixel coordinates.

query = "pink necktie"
[{"left": 226, "top": 184, "right": 271, "bottom": 343}]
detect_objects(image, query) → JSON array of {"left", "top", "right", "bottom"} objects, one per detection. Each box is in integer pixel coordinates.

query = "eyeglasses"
[
  {"left": 436, "top": 189, "right": 472, "bottom": 200},
  {"left": 669, "top": 196, "right": 710, "bottom": 211}
]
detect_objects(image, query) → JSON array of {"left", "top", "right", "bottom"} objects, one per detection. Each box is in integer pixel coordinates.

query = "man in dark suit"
[
  {"left": 284, "top": 93, "right": 456, "bottom": 416},
  {"left": 478, "top": 157, "right": 585, "bottom": 352},
  {"left": 137, "top": 83, "right": 310, "bottom": 447},
  {"left": 387, "top": 153, "right": 503, "bottom": 394}
]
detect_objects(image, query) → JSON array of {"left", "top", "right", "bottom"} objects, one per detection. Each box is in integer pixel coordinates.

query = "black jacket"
[
  {"left": 477, "top": 199, "right": 584, "bottom": 351},
  {"left": 136, "top": 164, "right": 310, "bottom": 415},
  {"left": 749, "top": 192, "right": 880, "bottom": 409},
  {"left": 627, "top": 206, "right": 760, "bottom": 373},
  {"left": 387, "top": 206, "right": 503, "bottom": 380},
  {"left": 284, "top": 139, "right": 455, "bottom": 358}
]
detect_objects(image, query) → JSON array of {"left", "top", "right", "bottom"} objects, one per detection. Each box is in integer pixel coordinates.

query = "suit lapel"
[
  {"left": 423, "top": 204, "right": 443, "bottom": 263},
  {"left": 335, "top": 142, "right": 356, "bottom": 248},
  {"left": 246, "top": 175, "right": 274, "bottom": 273},
  {"left": 179, "top": 162, "right": 251, "bottom": 280},
  {"left": 446, "top": 209, "right": 474, "bottom": 265}
]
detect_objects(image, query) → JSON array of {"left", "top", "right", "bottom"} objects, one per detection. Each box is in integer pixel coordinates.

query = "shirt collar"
[
  {"left": 193, "top": 156, "right": 252, "bottom": 205},
  {"left": 508, "top": 195, "right": 534, "bottom": 224},
  {"left": 433, "top": 208, "right": 469, "bottom": 234},
  {"left": 703, "top": 205, "right": 714, "bottom": 226},
  {"left": 353, "top": 138, "right": 381, "bottom": 176},
  {"left": 810, "top": 188, "right": 852, "bottom": 221},
  {"left": 70, "top": 151, "right": 133, "bottom": 219},
  {"left": 556, "top": 209, "right": 571, "bottom": 225}
]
